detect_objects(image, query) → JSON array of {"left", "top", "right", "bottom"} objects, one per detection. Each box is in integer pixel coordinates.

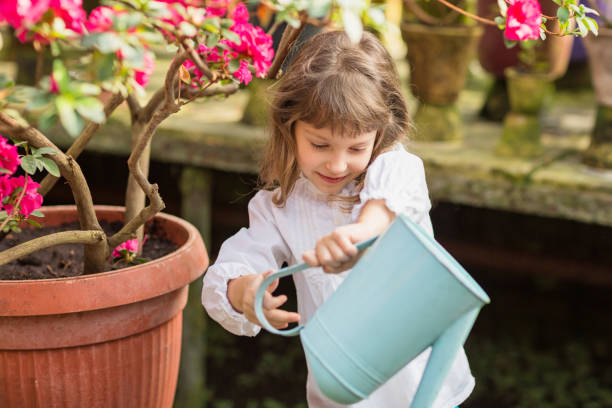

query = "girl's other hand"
[
  {"left": 302, "top": 224, "right": 365, "bottom": 274},
  {"left": 227, "top": 271, "right": 301, "bottom": 329}
]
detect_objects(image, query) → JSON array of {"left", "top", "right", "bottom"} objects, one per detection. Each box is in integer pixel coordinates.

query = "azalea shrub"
[{"left": 0, "top": 0, "right": 386, "bottom": 273}]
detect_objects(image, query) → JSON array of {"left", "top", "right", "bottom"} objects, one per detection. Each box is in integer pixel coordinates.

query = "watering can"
[{"left": 255, "top": 215, "right": 490, "bottom": 407}]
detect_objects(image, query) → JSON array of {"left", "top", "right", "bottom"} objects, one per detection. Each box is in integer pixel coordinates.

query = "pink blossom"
[
  {"left": 1, "top": 0, "right": 86, "bottom": 42},
  {"left": 0, "top": 176, "right": 13, "bottom": 205},
  {"left": 206, "top": 0, "right": 228, "bottom": 17},
  {"left": 230, "top": 2, "right": 249, "bottom": 24},
  {"left": 0, "top": 135, "right": 21, "bottom": 175},
  {"left": 233, "top": 60, "right": 252, "bottom": 84},
  {"left": 112, "top": 238, "right": 140, "bottom": 258},
  {"left": 86, "top": 6, "right": 115, "bottom": 32},
  {"left": 134, "top": 51, "right": 155, "bottom": 87},
  {"left": 2, "top": 175, "right": 43, "bottom": 217},
  {"left": 228, "top": 21, "right": 274, "bottom": 78},
  {"left": 50, "top": 76, "right": 60, "bottom": 93},
  {"left": 505, "top": 0, "right": 542, "bottom": 41}
]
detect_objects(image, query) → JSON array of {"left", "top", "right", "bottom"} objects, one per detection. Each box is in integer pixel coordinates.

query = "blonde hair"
[{"left": 259, "top": 30, "right": 411, "bottom": 208}]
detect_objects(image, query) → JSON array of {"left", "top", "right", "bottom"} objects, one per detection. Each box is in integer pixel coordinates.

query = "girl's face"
[{"left": 295, "top": 120, "right": 377, "bottom": 194}]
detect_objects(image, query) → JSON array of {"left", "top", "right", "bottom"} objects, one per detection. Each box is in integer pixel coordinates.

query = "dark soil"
[{"left": 0, "top": 220, "right": 178, "bottom": 280}]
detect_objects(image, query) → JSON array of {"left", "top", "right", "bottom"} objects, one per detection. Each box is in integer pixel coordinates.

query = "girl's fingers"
[
  {"left": 302, "top": 250, "right": 319, "bottom": 266},
  {"left": 263, "top": 292, "right": 287, "bottom": 310},
  {"left": 266, "top": 309, "right": 301, "bottom": 327},
  {"left": 326, "top": 240, "right": 348, "bottom": 263},
  {"left": 336, "top": 233, "right": 358, "bottom": 257},
  {"left": 262, "top": 270, "right": 279, "bottom": 293},
  {"left": 315, "top": 242, "right": 333, "bottom": 265}
]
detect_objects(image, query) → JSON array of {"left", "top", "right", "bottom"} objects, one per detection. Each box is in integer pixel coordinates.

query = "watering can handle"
[{"left": 254, "top": 236, "right": 378, "bottom": 337}]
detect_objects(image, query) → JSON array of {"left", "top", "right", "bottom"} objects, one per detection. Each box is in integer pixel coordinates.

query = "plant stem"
[
  {"left": 429, "top": 0, "right": 498, "bottom": 26},
  {"left": 0, "top": 111, "right": 109, "bottom": 273},
  {"left": 267, "top": 15, "right": 307, "bottom": 79},
  {"left": 0, "top": 230, "right": 105, "bottom": 266}
]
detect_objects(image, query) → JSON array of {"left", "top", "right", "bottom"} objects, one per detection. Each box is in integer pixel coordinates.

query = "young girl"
[{"left": 202, "top": 30, "right": 474, "bottom": 407}]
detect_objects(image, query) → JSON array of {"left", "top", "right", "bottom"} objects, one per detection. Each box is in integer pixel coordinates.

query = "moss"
[
  {"left": 496, "top": 113, "right": 542, "bottom": 158},
  {"left": 413, "top": 103, "right": 463, "bottom": 141}
]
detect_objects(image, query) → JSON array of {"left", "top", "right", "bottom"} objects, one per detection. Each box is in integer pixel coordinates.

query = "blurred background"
[{"left": 2, "top": 0, "right": 611, "bottom": 406}]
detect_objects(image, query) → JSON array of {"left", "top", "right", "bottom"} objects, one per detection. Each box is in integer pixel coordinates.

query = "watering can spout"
[{"left": 410, "top": 308, "right": 480, "bottom": 408}]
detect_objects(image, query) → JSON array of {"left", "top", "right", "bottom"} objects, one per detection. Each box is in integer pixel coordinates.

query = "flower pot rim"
[{"left": 0, "top": 205, "right": 209, "bottom": 316}]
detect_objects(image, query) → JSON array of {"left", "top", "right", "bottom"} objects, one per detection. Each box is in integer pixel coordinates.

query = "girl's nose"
[{"left": 326, "top": 154, "right": 347, "bottom": 174}]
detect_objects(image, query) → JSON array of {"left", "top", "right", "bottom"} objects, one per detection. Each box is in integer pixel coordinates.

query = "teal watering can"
[{"left": 255, "top": 215, "right": 490, "bottom": 407}]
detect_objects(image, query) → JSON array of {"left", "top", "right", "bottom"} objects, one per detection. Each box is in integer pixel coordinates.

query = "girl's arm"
[{"left": 302, "top": 198, "right": 395, "bottom": 273}]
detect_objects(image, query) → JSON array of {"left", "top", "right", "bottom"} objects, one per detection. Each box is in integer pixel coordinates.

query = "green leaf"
[
  {"left": 228, "top": 58, "right": 240, "bottom": 73},
  {"left": 557, "top": 7, "right": 570, "bottom": 23},
  {"left": 220, "top": 18, "right": 234, "bottom": 29},
  {"left": 40, "top": 157, "right": 60, "bottom": 177},
  {"left": 179, "top": 21, "right": 197, "bottom": 37},
  {"left": 26, "top": 93, "right": 52, "bottom": 110},
  {"left": 52, "top": 60, "right": 70, "bottom": 93},
  {"left": 494, "top": 16, "right": 506, "bottom": 27},
  {"left": 135, "top": 257, "right": 149, "bottom": 264},
  {"left": 30, "top": 210, "right": 45, "bottom": 217},
  {"left": 25, "top": 219, "right": 42, "bottom": 228},
  {"left": 584, "top": 17, "right": 598, "bottom": 36},
  {"left": 36, "top": 147, "right": 58, "bottom": 156},
  {"left": 577, "top": 19, "right": 588, "bottom": 37},
  {"left": 75, "top": 97, "right": 105, "bottom": 123},
  {"left": 342, "top": 10, "right": 363, "bottom": 44},
  {"left": 307, "top": 0, "right": 332, "bottom": 18},
  {"left": 503, "top": 37, "right": 517, "bottom": 48},
  {"left": 206, "top": 33, "right": 220, "bottom": 48},
  {"left": 221, "top": 29, "right": 240, "bottom": 44},
  {"left": 56, "top": 95, "right": 83, "bottom": 137},
  {"left": 20, "top": 155, "right": 37, "bottom": 174},
  {"left": 75, "top": 83, "right": 101, "bottom": 97},
  {"left": 35, "top": 158, "right": 44, "bottom": 172},
  {"left": 50, "top": 41, "right": 61, "bottom": 57},
  {"left": 82, "top": 32, "right": 124, "bottom": 53},
  {"left": 38, "top": 109, "right": 58, "bottom": 131},
  {"left": 0, "top": 167, "right": 12, "bottom": 175}
]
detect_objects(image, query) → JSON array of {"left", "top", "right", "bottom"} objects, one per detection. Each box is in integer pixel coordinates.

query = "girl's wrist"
[{"left": 227, "top": 276, "right": 246, "bottom": 314}]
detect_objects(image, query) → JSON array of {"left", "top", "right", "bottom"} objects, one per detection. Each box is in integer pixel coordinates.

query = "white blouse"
[{"left": 202, "top": 144, "right": 475, "bottom": 408}]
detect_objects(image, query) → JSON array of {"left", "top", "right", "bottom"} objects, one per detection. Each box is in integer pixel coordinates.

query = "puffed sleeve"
[
  {"left": 353, "top": 148, "right": 434, "bottom": 236},
  {"left": 202, "top": 189, "right": 290, "bottom": 336}
]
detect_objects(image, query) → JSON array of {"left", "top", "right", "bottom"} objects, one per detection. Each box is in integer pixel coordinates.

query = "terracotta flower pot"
[
  {"left": 0, "top": 206, "right": 208, "bottom": 408},
  {"left": 401, "top": 22, "right": 483, "bottom": 141}
]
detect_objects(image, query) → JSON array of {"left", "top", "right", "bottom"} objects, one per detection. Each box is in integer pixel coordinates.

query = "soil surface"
[{"left": 0, "top": 220, "right": 178, "bottom": 280}]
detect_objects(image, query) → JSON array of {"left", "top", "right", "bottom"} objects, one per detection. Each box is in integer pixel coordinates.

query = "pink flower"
[
  {"left": 2, "top": 175, "right": 43, "bottom": 217},
  {"left": 230, "top": 2, "right": 249, "bottom": 24},
  {"left": 505, "top": 0, "right": 542, "bottom": 41},
  {"left": 112, "top": 238, "right": 140, "bottom": 258},
  {"left": 228, "top": 22, "right": 274, "bottom": 78},
  {"left": 0, "top": 176, "right": 13, "bottom": 205},
  {"left": 86, "top": 6, "right": 115, "bottom": 32},
  {"left": 2, "top": 0, "right": 86, "bottom": 42},
  {"left": 233, "top": 60, "right": 252, "bottom": 84},
  {"left": 0, "top": 135, "right": 21, "bottom": 175},
  {"left": 134, "top": 51, "right": 155, "bottom": 87},
  {"left": 50, "top": 75, "right": 60, "bottom": 93},
  {"left": 206, "top": 0, "right": 228, "bottom": 17}
]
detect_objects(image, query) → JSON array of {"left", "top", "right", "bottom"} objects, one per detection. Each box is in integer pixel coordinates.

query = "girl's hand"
[
  {"left": 227, "top": 271, "right": 301, "bottom": 329},
  {"left": 302, "top": 223, "right": 366, "bottom": 274}
]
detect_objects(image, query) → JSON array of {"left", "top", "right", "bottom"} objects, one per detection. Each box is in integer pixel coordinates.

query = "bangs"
[{"left": 297, "top": 72, "right": 389, "bottom": 137}]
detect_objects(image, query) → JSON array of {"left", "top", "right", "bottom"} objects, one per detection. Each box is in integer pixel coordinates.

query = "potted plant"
[
  {"left": 582, "top": 0, "right": 612, "bottom": 168},
  {"left": 494, "top": 0, "right": 599, "bottom": 157},
  {"left": 0, "top": 0, "right": 380, "bottom": 406},
  {"left": 400, "top": 0, "right": 483, "bottom": 141},
  {"left": 477, "top": 0, "right": 577, "bottom": 121}
]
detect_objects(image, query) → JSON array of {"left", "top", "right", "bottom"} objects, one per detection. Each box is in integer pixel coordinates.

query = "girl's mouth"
[{"left": 317, "top": 172, "right": 346, "bottom": 184}]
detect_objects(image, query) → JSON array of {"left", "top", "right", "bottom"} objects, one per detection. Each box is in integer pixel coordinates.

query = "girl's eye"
[
  {"left": 311, "top": 143, "right": 327, "bottom": 150},
  {"left": 350, "top": 147, "right": 365, "bottom": 152}
]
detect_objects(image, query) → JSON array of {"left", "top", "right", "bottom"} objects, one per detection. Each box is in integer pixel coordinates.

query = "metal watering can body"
[{"left": 255, "top": 215, "right": 490, "bottom": 407}]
